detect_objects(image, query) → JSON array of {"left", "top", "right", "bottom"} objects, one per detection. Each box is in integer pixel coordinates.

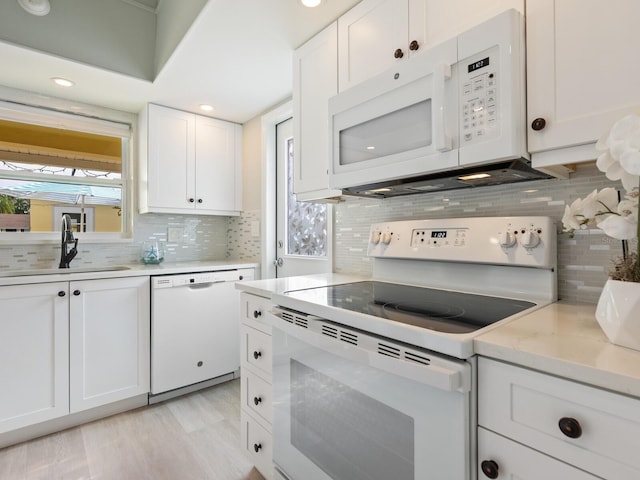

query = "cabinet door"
[
  {"left": 0, "top": 283, "right": 69, "bottom": 434},
  {"left": 69, "top": 276, "right": 150, "bottom": 413},
  {"left": 293, "top": 22, "right": 342, "bottom": 201},
  {"left": 478, "top": 428, "right": 599, "bottom": 480},
  {"left": 194, "top": 116, "right": 242, "bottom": 214},
  {"left": 412, "top": 0, "right": 523, "bottom": 51},
  {"left": 147, "top": 104, "right": 196, "bottom": 211},
  {"left": 527, "top": 0, "right": 640, "bottom": 159},
  {"left": 338, "top": 0, "right": 408, "bottom": 92}
]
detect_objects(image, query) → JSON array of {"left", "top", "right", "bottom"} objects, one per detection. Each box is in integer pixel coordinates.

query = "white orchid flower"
[
  {"left": 581, "top": 187, "right": 619, "bottom": 222},
  {"left": 596, "top": 113, "right": 640, "bottom": 191},
  {"left": 598, "top": 214, "right": 637, "bottom": 240},
  {"left": 562, "top": 198, "right": 585, "bottom": 231}
]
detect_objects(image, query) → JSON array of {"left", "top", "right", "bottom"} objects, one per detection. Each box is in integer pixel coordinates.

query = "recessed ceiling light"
[
  {"left": 200, "top": 104, "right": 214, "bottom": 112},
  {"left": 17, "top": 0, "right": 50, "bottom": 16},
  {"left": 51, "top": 77, "right": 74, "bottom": 87},
  {"left": 300, "top": 0, "right": 322, "bottom": 7}
]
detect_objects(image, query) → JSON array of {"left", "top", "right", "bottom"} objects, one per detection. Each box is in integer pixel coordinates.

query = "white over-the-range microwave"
[{"left": 328, "top": 9, "right": 549, "bottom": 197}]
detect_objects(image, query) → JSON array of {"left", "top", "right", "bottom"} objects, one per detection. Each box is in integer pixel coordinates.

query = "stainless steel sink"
[{"left": 0, "top": 266, "right": 131, "bottom": 278}]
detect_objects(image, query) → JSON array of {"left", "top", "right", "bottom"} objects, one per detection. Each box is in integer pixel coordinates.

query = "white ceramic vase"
[{"left": 595, "top": 279, "right": 640, "bottom": 351}]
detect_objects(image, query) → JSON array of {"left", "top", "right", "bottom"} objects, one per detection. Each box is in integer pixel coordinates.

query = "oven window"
[
  {"left": 290, "top": 359, "right": 414, "bottom": 480},
  {"left": 339, "top": 100, "right": 432, "bottom": 166}
]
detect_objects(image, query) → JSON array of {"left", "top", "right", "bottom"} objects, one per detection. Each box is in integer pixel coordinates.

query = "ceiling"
[{"left": 0, "top": 0, "right": 361, "bottom": 124}]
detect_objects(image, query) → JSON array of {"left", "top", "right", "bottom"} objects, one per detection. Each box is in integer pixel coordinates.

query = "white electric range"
[{"left": 268, "top": 216, "right": 557, "bottom": 480}]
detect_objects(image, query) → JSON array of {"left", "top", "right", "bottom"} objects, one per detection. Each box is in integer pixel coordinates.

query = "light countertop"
[
  {"left": 0, "top": 260, "right": 260, "bottom": 286},
  {"left": 235, "top": 273, "right": 364, "bottom": 298},
  {"left": 240, "top": 274, "right": 640, "bottom": 398},
  {"left": 474, "top": 302, "right": 640, "bottom": 398}
]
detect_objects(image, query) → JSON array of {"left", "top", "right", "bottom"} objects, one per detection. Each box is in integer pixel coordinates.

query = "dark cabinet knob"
[
  {"left": 253, "top": 396, "right": 262, "bottom": 406},
  {"left": 409, "top": 40, "right": 419, "bottom": 51},
  {"left": 197, "top": 198, "right": 203, "bottom": 204},
  {"left": 239, "top": 275, "right": 244, "bottom": 280},
  {"left": 253, "top": 310, "right": 262, "bottom": 319},
  {"left": 253, "top": 350, "right": 262, "bottom": 359},
  {"left": 394, "top": 48, "right": 404, "bottom": 59},
  {"left": 188, "top": 198, "right": 195, "bottom": 203},
  {"left": 531, "top": 117, "right": 546, "bottom": 131},
  {"left": 558, "top": 417, "right": 582, "bottom": 438},
  {"left": 481, "top": 460, "right": 499, "bottom": 479},
  {"left": 197, "top": 361, "right": 203, "bottom": 367},
  {"left": 73, "top": 289, "right": 81, "bottom": 296},
  {"left": 58, "top": 291, "right": 66, "bottom": 297},
  {"left": 253, "top": 443, "right": 262, "bottom": 453}
]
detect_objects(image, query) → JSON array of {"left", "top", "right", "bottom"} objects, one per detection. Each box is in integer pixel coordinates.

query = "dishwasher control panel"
[{"left": 151, "top": 270, "right": 246, "bottom": 289}]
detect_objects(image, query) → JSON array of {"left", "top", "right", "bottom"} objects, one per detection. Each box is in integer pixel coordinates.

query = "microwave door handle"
[{"left": 433, "top": 63, "right": 453, "bottom": 152}]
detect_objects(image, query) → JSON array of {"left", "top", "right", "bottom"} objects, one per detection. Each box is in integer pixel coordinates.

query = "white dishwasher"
[{"left": 150, "top": 268, "right": 254, "bottom": 402}]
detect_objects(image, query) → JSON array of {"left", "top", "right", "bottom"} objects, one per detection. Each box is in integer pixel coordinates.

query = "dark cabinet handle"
[
  {"left": 58, "top": 291, "right": 66, "bottom": 297},
  {"left": 239, "top": 275, "right": 244, "bottom": 280},
  {"left": 253, "top": 396, "right": 262, "bottom": 406},
  {"left": 197, "top": 198, "right": 203, "bottom": 204},
  {"left": 394, "top": 48, "right": 404, "bottom": 59},
  {"left": 253, "top": 443, "right": 262, "bottom": 453},
  {"left": 531, "top": 117, "right": 546, "bottom": 131},
  {"left": 253, "top": 310, "right": 262, "bottom": 319},
  {"left": 253, "top": 351, "right": 262, "bottom": 359},
  {"left": 481, "top": 460, "right": 499, "bottom": 479},
  {"left": 197, "top": 361, "right": 203, "bottom": 367},
  {"left": 409, "top": 40, "right": 419, "bottom": 51},
  {"left": 558, "top": 417, "right": 582, "bottom": 438},
  {"left": 73, "top": 289, "right": 81, "bottom": 296},
  {"left": 188, "top": 198, "right": 195, "bottom": 203}
]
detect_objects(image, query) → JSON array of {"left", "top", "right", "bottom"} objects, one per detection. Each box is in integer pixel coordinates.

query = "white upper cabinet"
[
  {"left": 293, "top": 22, "right": 342, "bottom": 201},
  {"left": 527, "top": 0, "right": 640, "bottom": 174},
  {"left": 338, "top": 0, "right": 523, "bottom": 92},
  {"left": 139, "top": 104, "right": 242, "bottom": 216}
]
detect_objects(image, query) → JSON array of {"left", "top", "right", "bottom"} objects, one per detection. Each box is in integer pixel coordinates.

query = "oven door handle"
[{"left": 367, "top": 351, "right": 462, "bottom": 392}]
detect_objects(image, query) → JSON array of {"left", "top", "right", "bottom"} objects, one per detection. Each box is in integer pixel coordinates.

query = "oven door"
[
  {"left": 328, "top": 37, "right": 458, "bottom": 191},
  {"left": 271, "top": 315, "right": 473, "bottom": 480}
]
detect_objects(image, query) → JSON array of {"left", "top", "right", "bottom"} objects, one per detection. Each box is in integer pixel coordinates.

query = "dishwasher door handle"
[{"left": 187, "top": 280, "right": 227, "bottom": 289}]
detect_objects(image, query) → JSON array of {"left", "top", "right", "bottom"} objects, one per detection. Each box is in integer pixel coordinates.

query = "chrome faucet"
[{"left": 59, "top": 214, "right": 78, "bottom": 268}]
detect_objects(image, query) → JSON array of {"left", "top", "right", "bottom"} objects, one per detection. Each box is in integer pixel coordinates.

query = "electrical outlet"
[
  {"left": 251, "top": 221, "right": 260, "bottom": 237},
  {"left": 167, "top": 227, "right": 183, "bottom": 243}
]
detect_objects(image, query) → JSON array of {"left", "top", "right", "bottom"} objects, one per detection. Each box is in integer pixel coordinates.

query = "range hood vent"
[{"left": 340, "top": 159, "right": 552, "bottom": 198}]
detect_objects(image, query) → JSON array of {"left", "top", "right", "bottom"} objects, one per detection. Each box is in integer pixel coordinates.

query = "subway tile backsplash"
[
  {"left": 0, "top": 163, "right": 631, "bottom": 305},
  {"left": 333, "top": 163, "right": 630, "bottom": 305}
]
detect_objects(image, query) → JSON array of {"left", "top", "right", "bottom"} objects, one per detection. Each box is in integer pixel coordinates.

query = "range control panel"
[{"left": 367, "top": 217, "right": 556, "bottom": 269}]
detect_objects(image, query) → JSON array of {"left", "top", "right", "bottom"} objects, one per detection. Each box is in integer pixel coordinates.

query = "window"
[{"left": 0, "top": 100, "right": 132, "bottom": 239}]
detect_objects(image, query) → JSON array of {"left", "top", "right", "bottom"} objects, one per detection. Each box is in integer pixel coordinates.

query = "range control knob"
[
  {"left": 370, "top": 231, "right": 381, "bottom": 244},
  {"left": 381, "top": 232, "right": 392, "bottom": 245},
  {"left": 520, "top": 230, "right": 541, "bottom": 249},
  {"left": 498, "top": 231, "right": 516, "bottom": 248}
]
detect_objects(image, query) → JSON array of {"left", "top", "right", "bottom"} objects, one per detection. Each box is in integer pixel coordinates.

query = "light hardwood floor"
[{"left": 0, "top": 379, "right": 265, "bottom": 480}]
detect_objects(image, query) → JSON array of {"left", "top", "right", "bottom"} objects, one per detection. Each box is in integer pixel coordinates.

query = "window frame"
[{"left": 0, "top": 95, "right": 134, "bottom": 244}]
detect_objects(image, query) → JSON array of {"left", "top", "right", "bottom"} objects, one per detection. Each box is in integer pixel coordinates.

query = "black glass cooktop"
[{"left": 285, "top": 281, "right": 536, "bottom": 334}]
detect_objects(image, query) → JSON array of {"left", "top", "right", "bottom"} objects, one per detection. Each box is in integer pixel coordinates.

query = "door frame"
[
  {"left": 260, "top": 100, "right": 334, "bottom": 278},
  {"left": 261, "top": 102, "right": 292, "bottom": 279}
]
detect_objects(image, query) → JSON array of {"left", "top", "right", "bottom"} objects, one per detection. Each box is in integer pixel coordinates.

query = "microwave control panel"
[{"left": 460, "top": 45, "right": 500, "bottom": 145}]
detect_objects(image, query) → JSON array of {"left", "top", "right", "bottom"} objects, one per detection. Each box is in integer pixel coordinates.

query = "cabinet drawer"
[
  {"left": 479, "top": 358, "right": 640, "bottom": 479},
  {"left": 241, "top": 369, "right": 272, "bottom": 425},
  {"left": 478, "top": 427, "right": 598, "bottom": 480},
  {"left": 241, "top": 324, "right": 272, "bottom": 378},
  {"left": 241, "top": 410, "right": 273, "bottom": 480},
  {"left": 241, "top": 292, "right": 273, "bottom": 335}
]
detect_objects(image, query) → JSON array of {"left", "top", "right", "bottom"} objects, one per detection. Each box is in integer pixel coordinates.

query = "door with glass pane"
[{"left": 275, "top": 118, "right": 331, "bottom": 277}]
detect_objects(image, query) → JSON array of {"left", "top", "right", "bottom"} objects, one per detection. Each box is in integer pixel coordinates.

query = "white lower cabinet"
[
  {"left": 478, "top": 428, "right": 598, "bottom": 479},
  {"left": 0, "top": 277, "right": 150, "bottom": 437},
  {"left": 240, "top": 292, "right": 274, "bottom": 480},
  {"left": 69, "top": 276, "right": 150, "bottom": 412},
  {"left": 0, "top": 282, "right": 69, "bottom": 434},
  {"left": 478, "top": 357, "right": 640, "bottom": 479}
]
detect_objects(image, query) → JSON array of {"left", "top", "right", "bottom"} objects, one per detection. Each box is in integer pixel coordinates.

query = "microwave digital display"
[
  {"left": 431, "top": 231, "right": 447, "bottom": 239},
  {"left": 468, "top": 57, "right": 490, "bottom": 73}
]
